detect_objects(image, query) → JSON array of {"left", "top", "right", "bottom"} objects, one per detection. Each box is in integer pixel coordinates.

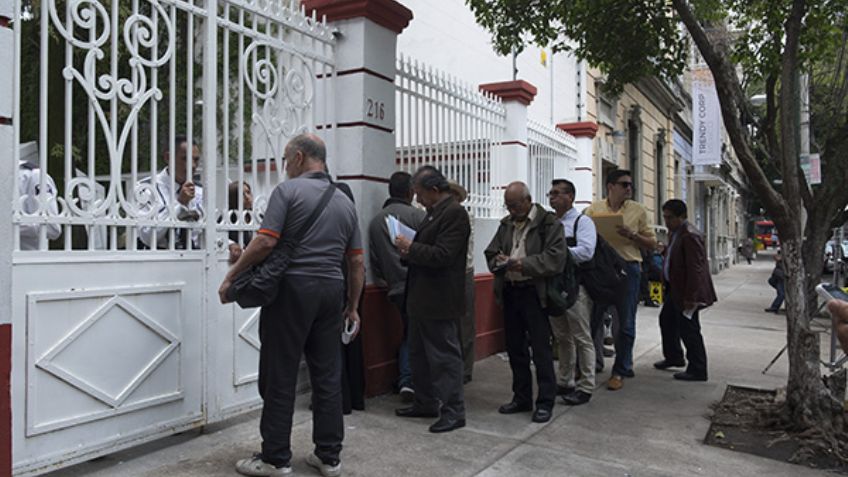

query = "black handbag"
[{"left": 226, "top": 183, "right": 337, "bottom": 308}]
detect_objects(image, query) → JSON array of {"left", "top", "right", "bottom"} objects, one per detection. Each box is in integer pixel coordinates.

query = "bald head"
[
  {"left": 286, "top": 133, "right": 326, "bottom": 163},
  {"left": 504, "top": 181, "right": 532, "bottom": 220},
  {"left": 284, "top": 133, "right": 328, "bottom": 179}
]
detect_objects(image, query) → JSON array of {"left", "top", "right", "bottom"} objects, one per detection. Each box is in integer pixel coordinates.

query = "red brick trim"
[
  {"left": 556, "top": 121, "right": 599, "bottom": 139},
  {"left": 336, "top": 121, "right": 394, "bottom": 133},
  {"left": 479, "top": 80, "right": 538, "bottom": 105},
  {"left": 0, "top": 324, "right": 10, "bottom": 477},
  {"left": 302, "top": 0, "right": 413, "bottom": 34},
  {"left": 337, "top": 68, "right": 394, "bottom": 84},
  {"left": 499, "top": 140, "right": 527, "bottom": 148},
  {"left": 317, "top": 68, "right": 395, "bottom": 84},
  {"left": 361, "top": 273, "right": 502, "bottom": 397},
  {"left": 0, "top": 118, "right": 11, "bottom": 126},
  {"left": 0, "top": 16, "right": 11, "bottom": 29}
]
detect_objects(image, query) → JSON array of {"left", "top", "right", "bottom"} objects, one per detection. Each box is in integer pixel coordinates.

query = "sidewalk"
[{"left": 50, "top": 254, "right": 826, "bottom": 477}]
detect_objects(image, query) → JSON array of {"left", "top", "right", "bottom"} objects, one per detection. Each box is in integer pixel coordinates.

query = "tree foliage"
[{"left": 466, "top": 0, "right": 689, "bottom": 94}]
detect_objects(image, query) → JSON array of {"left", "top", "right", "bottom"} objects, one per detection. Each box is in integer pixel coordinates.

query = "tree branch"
[
  {"left": 672, "top": 0, "right": 786, "bottom": 220},
  {"left": 763, "top": 74, "right": 780, "bottom": 162},
  {"left": 778, "top": 0, "right": 808, "bottom": 239}
]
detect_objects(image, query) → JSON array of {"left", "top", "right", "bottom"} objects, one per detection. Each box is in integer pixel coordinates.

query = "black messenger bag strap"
[{"left": 285, "top": 182, "right": 337, "bottom": 246}]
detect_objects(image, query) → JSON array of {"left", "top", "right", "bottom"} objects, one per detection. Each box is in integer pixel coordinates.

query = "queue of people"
[{"left": 16, "top": 134, "right": 721, "bottom": 476}]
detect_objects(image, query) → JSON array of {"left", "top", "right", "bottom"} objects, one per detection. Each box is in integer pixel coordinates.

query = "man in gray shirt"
[
  {"left": 368, "top": 171, "right": 425, "bottom": 401},
  {"left": 220, "top": 134, "right": 364, "bottom": 477}
]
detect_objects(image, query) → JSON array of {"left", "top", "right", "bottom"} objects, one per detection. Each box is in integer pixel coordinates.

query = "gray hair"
[{"left": 287, "top": 133, "right": 326, "bottom": 163}]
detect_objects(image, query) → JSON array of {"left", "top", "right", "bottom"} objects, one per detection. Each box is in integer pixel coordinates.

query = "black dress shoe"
[
  {"left": 602, "top": 347, "right": 615, "bottom": 357},
  {"left": 653, "top": 359, "right": 686, "bottom": 370},
  {"left": 562, "top": 390, "right": 592, "bottom": 406},
  {"left": 428, "top": 416, "right": 465, "bottom": 433},
  {"left": 673, "top": 372, "right": 708, "bottom": 382},
  {"left": 531, "top": 408, "right": 552, "bottom": 423},
  {"left": 556, "top": 385, "right": 575, "bottom": 396},
  {"left": 395, "top": 406, "right": 439, "bottom": 418},
  {"left": 498, "top": 401, "right": 533, "bottom": 414}
]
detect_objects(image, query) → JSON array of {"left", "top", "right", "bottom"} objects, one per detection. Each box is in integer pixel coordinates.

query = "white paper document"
[{"left": 386, "top": 215, "right": 417, "bottom": 242}]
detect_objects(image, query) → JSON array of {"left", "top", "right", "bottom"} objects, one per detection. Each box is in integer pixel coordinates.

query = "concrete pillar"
[
  {"left": 303, "top": 0, "right": 412, "bottom": 284},
  {"left": 556, "top": 121, "right": 598, "bottom": 210},
  {"left": 303, "top": 0, "right": 413, "bottom": 398},
  {"left": 0, "top": 2, "right": 13, "bottom": 475},
  {"left": 478, "top": 80, "right": 537, "bottom": 201}
]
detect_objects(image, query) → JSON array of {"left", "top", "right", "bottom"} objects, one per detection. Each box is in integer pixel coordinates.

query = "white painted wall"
[{"left": 396, "top": 0, "right": 581, "bottom": 125}]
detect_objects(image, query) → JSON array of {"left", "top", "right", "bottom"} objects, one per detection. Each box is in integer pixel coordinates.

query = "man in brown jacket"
[
  {"left": 655, "top": 199, "right": 717, "bottom": 381},
  {"left": 484, "top": 182, "right": 566, "bottom": 423},
  {"left": 394, "top": 165, "right": 470, "bottom": 433}
]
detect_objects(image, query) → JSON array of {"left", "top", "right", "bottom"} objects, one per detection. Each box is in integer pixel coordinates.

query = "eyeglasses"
[
  {"left": 615, "top": 181, "right": 633, "bottom": 188},
  {"left": 504, "top": 200, "right": 524, "bottom": 210}
]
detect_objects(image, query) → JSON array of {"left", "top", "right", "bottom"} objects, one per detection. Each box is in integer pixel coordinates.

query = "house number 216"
[{"left": 366, "top": 99, "right": 385, "bottom": 120}]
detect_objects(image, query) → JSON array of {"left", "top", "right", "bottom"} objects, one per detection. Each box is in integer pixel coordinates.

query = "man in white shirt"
[
  {"left": 137, "top": 135, "right": 203, "bottom": 249},
  {"left": 548, "top": 179, "right": 596, "bottom": 405}
]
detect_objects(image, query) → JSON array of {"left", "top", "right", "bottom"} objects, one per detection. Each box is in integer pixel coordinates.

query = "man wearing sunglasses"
[{"left": 584, "top": 169, "right": 657, "bottom": 391}]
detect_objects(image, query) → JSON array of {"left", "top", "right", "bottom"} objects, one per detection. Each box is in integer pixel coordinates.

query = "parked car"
[{"left": 824, "top": 241, "right": 848, "bottom": 273}]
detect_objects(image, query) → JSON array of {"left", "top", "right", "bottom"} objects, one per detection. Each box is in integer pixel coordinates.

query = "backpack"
[
  {"left": 538, "top": 214, "right": 580, "bottom": 315},
  {"left": 575, "top": 214, "right": 628, "bottom": 306}
]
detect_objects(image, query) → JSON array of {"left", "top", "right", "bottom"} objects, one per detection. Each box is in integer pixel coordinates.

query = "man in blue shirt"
[{"left": 548, "top": 179, "right": 596, "bottom": 405}]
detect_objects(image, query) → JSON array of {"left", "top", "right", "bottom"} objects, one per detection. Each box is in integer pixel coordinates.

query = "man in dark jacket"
[
  {"left": 368, "top": 171, "right": 426, "bottom": 401},
  {"left": 654, "top": 199, "right": 717, "bottom": 381},
  {"left": 484, "top": 182, "right": 567, "bottom": 423},
  {"left": 393, "top": 165, "right": 470, "bottom": 433}
]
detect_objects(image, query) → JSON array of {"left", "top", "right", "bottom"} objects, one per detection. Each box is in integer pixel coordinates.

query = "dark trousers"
[
  {"left": 258, "top": 276, "right": 345, "bottom": 466},
  {"left": 659, "top": 298, "right": 708, "bottom": 378},
  {"left": 591, "top": 303, "right": 608, "bottom": 371},
  {"left": 457, "top": 269, "right": 477, "bottom": 380},
  {"left": 389, "top": 294, "right": 413, "bottom": 389},
  {"left": 408, "top": 315, "right": 466, "bottom": 419},
  {"left": 769, "top": 279, "right": 785, "bottom": 311},
  {"left": 502, "top": 284, "right": 556, "bottom": 410}
]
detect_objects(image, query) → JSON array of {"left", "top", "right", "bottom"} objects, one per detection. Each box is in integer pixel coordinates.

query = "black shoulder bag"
[{"left": 226, "top": 183, "right": 337, "bottom": 308}]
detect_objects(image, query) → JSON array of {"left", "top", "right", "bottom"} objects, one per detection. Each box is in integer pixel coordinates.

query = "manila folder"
[{"left": 590, "top": 213, "right": 625, "bottom": 246}]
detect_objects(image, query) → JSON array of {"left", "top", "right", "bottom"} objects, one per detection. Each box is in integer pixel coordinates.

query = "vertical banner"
[
  {"left": 692, "top": 68, "right": 722, "bottom": 165},
  {"left": 800, "top": 153, "right": 822, "bottom": 185}
]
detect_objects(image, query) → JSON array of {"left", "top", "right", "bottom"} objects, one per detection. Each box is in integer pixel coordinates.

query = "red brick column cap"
[
  {"left": 302, "top": 0, "right": 413, "bottom": 34},
  {"left": 556, "top": 121, "right": 599, "bottom": 139},
  {"left": 479, "top": 80, "right": 538, "bottom": 106}
]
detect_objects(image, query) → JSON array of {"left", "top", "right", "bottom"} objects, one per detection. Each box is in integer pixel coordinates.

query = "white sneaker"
[
  {"left": 235, "top": 454, "right": 292, "bottom": 476},
  {"left": 306, "top": 452, "right": 342, "bottom": 477}
]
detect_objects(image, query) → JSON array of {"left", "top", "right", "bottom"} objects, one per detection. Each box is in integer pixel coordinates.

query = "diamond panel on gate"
[{"left": 36, "top": 296, "right": 179, "bottom": 408}]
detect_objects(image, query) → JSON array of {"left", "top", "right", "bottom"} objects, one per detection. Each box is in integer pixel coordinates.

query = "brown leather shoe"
[{"left": 607, "top": 375, "right": 624, "bottom": 391}]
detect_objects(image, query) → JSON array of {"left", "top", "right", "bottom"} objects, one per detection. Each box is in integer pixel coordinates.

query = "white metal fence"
[
  {"left": 11, "top": 1, "right": 334, "bottom": 475},
  {"left": 394, "top": 54, "right": 506, "bottom": 218},
  {"left": 527, "top": 120, "right": 578, "bottom": 206}
]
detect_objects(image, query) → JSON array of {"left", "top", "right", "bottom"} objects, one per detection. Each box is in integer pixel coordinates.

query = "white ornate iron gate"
[{"left": 10, "top": 1, "right": 335, "bottom": 475}]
